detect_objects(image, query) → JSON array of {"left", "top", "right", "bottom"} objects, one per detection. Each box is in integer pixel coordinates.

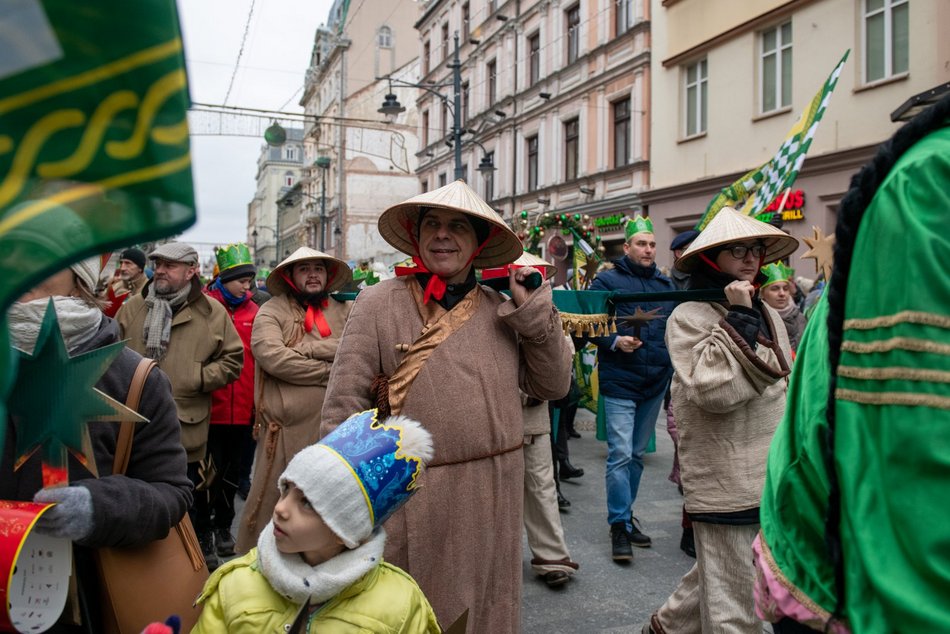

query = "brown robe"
[
  {"left": 321, "top": 277, "right": 572, "bottom": 633},
  {"left": 235, "top": 293, "right": 351, "bottom": 553}
]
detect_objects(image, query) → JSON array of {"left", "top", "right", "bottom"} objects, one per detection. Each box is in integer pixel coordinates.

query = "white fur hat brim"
[{"left": 280, "top": 444, "right": 373, "bottom": 549}]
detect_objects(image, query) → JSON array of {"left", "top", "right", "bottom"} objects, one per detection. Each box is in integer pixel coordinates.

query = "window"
[
  {"left": 564, "top": 118, "right": 579, "bottom": 181},
  {"left": 422, "top": 110, "right": 429, "bottom": 147},
  {"left": 438, "top": 172, "right": 447, "bottom": 188},
  {"left": 566, "top": 5, "right": 581, "bottom": 64},
  {"left": 864, "top": 0, "right": 909, "bottom": 83},
  {"left": 527, "top": 136, "right": 539, "bottom": 191},
  {"left": 283, "top": 145, "right": 298, "bottom": 161},
  {"left": 484, "top": 151, "right": 495, "bottom": 200},
  {"left": 684, "top": 58, "right": 707, "bottom": 137},
  {"left": 284, "top": 171, "right": 295, "bottom": 187},
  {"left": 616, "top": 0, "right": 633, "bottom": 36},
  {"left": 442, "top": 22, "right": 450, "bottom": 62},
  {"left": 761, "top": 22, "right": 792, "bottom": 113},
  {"left": 462, "top": 82, "right": 470, "bottom": 126},
  {"left": 421, "top": 179, "right": 429, "bottom": 193},
  {"left": 377, "top": 26, "right": 393, "bottom": 48},
  {"left": 487, "top": 59, "right": 497, "bottom": 106},
  {"left": 423, "top": 40, "right": 430, "bottom": 75},
  {"left": 613, "top": 99, "right": 630, "bottom": 167},
  {"left": 528, "top": 32, "right": 541, "bottom": 85},
  {"left": 462, "top": 3, "right": 470, "bottom": 41}
]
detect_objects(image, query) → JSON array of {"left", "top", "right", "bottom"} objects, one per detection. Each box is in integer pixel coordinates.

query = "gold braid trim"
[
  {"left": 838, "top": 365, "right": 950, "bottom": 384},
  {"left": 844, "top": 310, "right": 950, "bottom": 330},
  {"left": 757, "top": 535, "right": 841, "bottom": 631},
  {"left": 835, "top": 388, "right": 950, "bottom": 410},
  {"left": 558, "top": 312, "right": 616, "bottom": 337},
  {"left": 841, "top": 337, "right": 950, "bottom": 356}
]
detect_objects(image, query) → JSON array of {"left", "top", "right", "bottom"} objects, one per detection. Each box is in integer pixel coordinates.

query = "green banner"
[{"left": 1, "top": 0, "right": 195, "bottom": 439}]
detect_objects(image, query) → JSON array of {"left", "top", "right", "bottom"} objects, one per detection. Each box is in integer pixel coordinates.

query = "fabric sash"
[{"left": 385, "top": 278, "right": 481, "bottom": 416}]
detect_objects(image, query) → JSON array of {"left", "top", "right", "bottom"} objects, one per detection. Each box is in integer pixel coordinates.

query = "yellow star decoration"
[
  {"left": 616, "top": 306, "right": 663, "bottom": 337},
  {"left": 579, "top": 254, "right": 599, "bottom": 289},
  {"left": 801, "top": 225, "right": 836, "bottom": 281}
]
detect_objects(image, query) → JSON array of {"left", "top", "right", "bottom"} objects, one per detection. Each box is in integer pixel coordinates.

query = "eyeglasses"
[{"left": 723, "top": 244, "right": 766, "bottom": 259}]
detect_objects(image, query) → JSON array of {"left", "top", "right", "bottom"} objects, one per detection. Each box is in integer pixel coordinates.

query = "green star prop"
[{"left": 7, "top": 301, "right": 144, "bottom": 483}]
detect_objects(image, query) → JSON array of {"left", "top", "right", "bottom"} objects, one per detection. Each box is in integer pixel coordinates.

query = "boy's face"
[{"left": 272, "top": 482, "right": 346, "bottom": 566}]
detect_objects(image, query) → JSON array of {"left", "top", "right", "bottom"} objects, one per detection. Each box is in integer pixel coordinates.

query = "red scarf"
[
  {"left": 279, "top": 271, "right": 333, "bottom": 337},
  {"left": 395, "top": 217, "right": 500, "bottom": 303}
]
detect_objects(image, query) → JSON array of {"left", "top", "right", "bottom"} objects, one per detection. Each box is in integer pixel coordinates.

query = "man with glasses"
[
  {"left": 589, "top": 215, "right": 676, "bottom": 562},
  {"left": 643, "top": 207, "right": 798, "bottom": 634}
]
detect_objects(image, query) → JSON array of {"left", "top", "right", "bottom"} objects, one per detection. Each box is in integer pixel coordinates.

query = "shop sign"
[
  {"left": 764, "top": 189, "right": 805, "bottom": 222},
  {"left": 593, "top": 213, "right": 625, "bottom": 232}
]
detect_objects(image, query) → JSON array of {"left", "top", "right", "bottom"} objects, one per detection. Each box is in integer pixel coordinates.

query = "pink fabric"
[{"left": 752, "top": 534, "right": 850, "bottom": 634}]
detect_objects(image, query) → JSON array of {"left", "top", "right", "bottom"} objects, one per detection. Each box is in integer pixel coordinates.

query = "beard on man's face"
[{"left": 296, "top": 289, "right": 329, "bottom": 306}]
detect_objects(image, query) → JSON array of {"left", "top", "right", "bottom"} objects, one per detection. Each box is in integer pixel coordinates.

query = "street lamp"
[
  {"left": 378, "top": 32, "right": 466, "bottom": 181},
  {"left": 251, "top": 226, "right": 279, "bottom": 266},
  {"left": 314, "top": 156, "right": 331, "bottom": 251}
]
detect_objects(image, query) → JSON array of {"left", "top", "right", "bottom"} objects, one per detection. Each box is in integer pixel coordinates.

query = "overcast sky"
[{"left": 176, "top": 0, "right": 335, "bottom": 246}]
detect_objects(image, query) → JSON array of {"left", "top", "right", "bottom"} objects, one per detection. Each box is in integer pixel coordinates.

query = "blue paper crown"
[{"left": 318, "top": 409, "right": 425, "bottom": 527}]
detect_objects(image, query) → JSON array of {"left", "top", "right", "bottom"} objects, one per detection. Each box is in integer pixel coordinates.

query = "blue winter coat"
[{"left": 589, "top": 257, "right": 675, "bottom": 401}]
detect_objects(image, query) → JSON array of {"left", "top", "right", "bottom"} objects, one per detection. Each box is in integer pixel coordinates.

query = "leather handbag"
[{"left": 94, "top": 359, "right": 209, "bottom": 634}]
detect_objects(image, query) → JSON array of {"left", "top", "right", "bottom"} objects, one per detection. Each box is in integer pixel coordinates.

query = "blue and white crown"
[{"left": 280, "top": 409, "right": 433, "bottom": 548}]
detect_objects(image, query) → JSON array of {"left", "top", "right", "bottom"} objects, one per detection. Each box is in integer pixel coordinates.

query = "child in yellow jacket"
[{"left": 192, "top": 409, "right": 440, "bottom": 633}]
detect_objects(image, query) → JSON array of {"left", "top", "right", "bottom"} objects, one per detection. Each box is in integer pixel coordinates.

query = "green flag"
[
  {"left": 0, "top": 1, "right": 195, "bottom": 440},
  {"left": 695, "top": 50, "right": 849, "bottom": 230},
  {"left": 0, "top": 0, "right": 196, "bottom": 308}
]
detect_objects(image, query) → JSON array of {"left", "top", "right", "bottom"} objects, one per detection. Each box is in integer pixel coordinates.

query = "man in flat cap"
[{"left": 116, "top": 241, "right": 243, "bottom": 570}]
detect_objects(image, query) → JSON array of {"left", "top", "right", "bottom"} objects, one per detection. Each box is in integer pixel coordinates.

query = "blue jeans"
[{"left": 604, "top": 391, "right": 666, "bottom": 529}]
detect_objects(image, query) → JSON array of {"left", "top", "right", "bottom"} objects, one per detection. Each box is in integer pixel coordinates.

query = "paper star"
[
  {"left": 7, "top": 301, "right": 144, "bottom": 486},
  {"left": 616, "top": 306, "right": 662, "bottom": 337},
  {"left": 581, "top": 255, "right": 600, "bottom": 288},
  {"left": 801, "top": 225, "right": 836, "bottom": 281}
]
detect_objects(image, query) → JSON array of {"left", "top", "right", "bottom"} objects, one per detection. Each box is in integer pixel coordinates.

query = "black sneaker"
[
  {"left": 629, "top": 517, "right": 652, "bottom": 549},
  {"left": 558, "top": 460, "right": 584, "bottom": 480},
  {"left": 215, "top": 528, "right": 236, "bottom": 557},
  {"left": 610, "top": 523, "right": 633, "bottom": 562},
  {"left": 198, "top": 530, "right": 220, "bottom": 572}
]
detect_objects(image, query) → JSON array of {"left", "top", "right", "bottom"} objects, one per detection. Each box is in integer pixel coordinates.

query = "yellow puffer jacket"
[{"left": 192, "top": 550, "right": 441, "bottom": 634}]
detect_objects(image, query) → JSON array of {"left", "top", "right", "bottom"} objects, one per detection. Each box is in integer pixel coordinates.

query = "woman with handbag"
[{"left": 1, "top": 256, "right": 193, "bottom": 633}]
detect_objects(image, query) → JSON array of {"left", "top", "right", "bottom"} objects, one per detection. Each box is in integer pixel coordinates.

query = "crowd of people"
[{"left": 2, "top": 95, "right": 948, "bottom": 633}]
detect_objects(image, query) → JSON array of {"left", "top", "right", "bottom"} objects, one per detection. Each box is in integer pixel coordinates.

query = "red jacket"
[{"left": 206, "top": 286, "right": 258, "bottom": 425}]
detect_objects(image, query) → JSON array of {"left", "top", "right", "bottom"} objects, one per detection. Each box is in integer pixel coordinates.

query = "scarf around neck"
[
  {"left": 143, "top": 283, "right": 192, "bottom": 360},
  {"left": 257, "top": 521, "right": 385, "bottom": 605},
  {"left": 7, "top": 297, "right": 102, "bottom": 355}
]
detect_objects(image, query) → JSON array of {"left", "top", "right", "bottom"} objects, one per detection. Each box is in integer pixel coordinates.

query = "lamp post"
[
  {"left": 251, "top": 226, "right": 279, "bottom": 266},
  {"left": 314, "top": 155, "right": 331, "bottom": 251},
  {"left": 379, "top": 33, "right": 488, "bottom": 182}
]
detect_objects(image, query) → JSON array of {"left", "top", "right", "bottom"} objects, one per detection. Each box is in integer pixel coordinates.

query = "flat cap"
[{"left": 149, "top": 242, "right": 199, "bottom": 265}]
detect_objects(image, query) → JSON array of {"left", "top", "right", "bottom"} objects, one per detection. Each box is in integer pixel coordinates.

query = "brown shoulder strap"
[{"left": 112, "top": 358, "right": 158, "bottom": 476}]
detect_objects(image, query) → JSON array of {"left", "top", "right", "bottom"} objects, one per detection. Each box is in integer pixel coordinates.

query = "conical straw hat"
[
  {"left": 675, "top": 207, "right": 799, "bottom": 272},
  {"left": 512, "top": 251, "right": 557, "bottom": 280},
  {"left": 479, "top": 250, "right": 557, "bottom": 288},
  {"left": 266, "top": 246, "right": 353, "bottom": 295},
  {"left": 378, "top": 179, "right": 524, "bottom": 268}
]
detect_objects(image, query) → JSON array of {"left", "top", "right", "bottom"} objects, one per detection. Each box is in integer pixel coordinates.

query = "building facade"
[
  {"left": 644, "top": 0, "right": 949, "bottom": 276},
  {"left": 247, "top": 127, "right": 305, "bottom": 268},
  {"left": 300, "top": 0, "right": 422, "bottom": 266},
  {"left": 415, "top": 0, "right": 652, "bottom": 278}
]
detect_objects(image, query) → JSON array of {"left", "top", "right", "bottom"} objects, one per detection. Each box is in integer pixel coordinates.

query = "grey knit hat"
[{"left": 149, "top": 242, "right": 199, "bottom": 266}]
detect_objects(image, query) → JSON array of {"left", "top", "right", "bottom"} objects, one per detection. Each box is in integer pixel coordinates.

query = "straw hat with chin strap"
[
  {"left": 674, "top": 207, "right": 799, "bottom": 273},
  {"left": 266, "top": 247, "right": 353, "bottom": 296},
  {"left": 378, "top": 179, "right": 524, "bottom": 268}
]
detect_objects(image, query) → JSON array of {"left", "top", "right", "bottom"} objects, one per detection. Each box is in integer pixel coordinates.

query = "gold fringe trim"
[
  {"left": 838, "top": 365, "right": 950, "bottom": 384},
  {"left": 558, "top": 312, "right": 615, "bottom": 337},
  {"left": 845, "top": 310, "right": 950, "bottom": 331},
  {"left": 835, "top": 388, "right": 950, "bottom": 410},
  {"left": 841, "top": 337, "right": 950, "bottom": 356}
]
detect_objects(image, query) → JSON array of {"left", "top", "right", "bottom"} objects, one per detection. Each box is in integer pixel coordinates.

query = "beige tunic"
[
  {"left": 235, "top": 293, "right": 351, "bottom": 553},
  {"left": 665, "top": 301, "right": 791, "bottom": 514},
  {"left": 321, "top": 277, "right": 572, "bottom": 634}
]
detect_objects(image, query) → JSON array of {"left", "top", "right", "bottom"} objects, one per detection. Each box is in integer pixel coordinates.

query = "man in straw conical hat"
[
  {"left": 320, "top": 180, "right": 573, "bottom": 633},
  {"left": 235, "top": 246, "right": 353, "bottom": 554},
  {"left": 644, "top": 207, "right": 798, "bottom": 634}
]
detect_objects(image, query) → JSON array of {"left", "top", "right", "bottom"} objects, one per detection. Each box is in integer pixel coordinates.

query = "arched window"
[
  {"left": 284, "top": 171, "right": 295, "bottom": 187},
  {"left": 378, "top": 26, "right": 393, "bottom": 48},
  {"left": 284, "top": 145, "right": 298, "bottom": 161}
]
